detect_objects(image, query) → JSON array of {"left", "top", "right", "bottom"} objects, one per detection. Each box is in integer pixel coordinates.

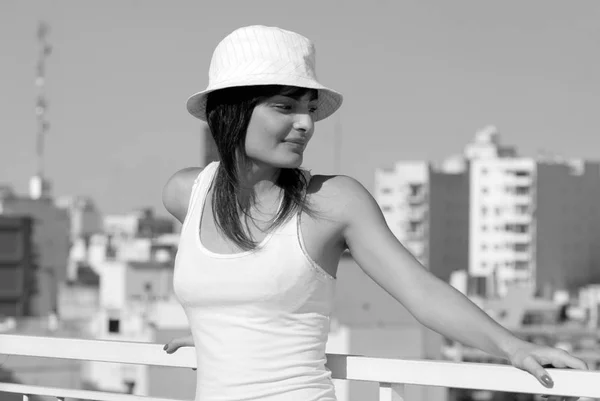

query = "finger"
[
  {"left": 163, "top": 341, "right": 182, "bottom": 354},
  {"left": 522, "top": 355, "right": 554, "bottom": 388},
  {"left": 549, "top": 350, "right": 588, "bottom": 370},
  {"left": 166, "top": 345, "right": 181, "bottom": 354},
  {"left": 544, "top": 360, "right": 567, "bottom": 369}
]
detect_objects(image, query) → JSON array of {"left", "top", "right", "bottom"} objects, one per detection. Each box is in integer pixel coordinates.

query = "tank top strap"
[{"left": 182, "top": 161, "right": 219, "bottom": 230}]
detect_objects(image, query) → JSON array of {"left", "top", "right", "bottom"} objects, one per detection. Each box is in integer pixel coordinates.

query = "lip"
[
  {"left": 283, "top": 140, "right": 306, "bottom": 153},
  {"left": 284, "top": 139, "right": 306, "bottom": 146}
]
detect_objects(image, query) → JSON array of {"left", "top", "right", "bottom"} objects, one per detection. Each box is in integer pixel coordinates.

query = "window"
[
  {"left": 381, "top": 205, "right": 393, "bottom": 212},
  {"left": 516, "top": 204, "right": 528, "bottom": 214},
  {"left": 505, "top": 224, "right": 529, "bottom": 233},
  {"left": 481, "top": 187, "right": 489, "bottom": 194},
  {"left": 408, "top": 221, "right": 421, "bottom": 232},
  {"left": 408, "top": 183, "right": 422, "bottom": 197},
  {"left": 514, "top": 243, "right": 529, "bottom": 252},
  {"left": 515, "top": 186, "right": 530, "bottom": 195},
  {"left": 481, "top": 206, "right": 488, "bottom": 215},
  {"left": 381, "top": 187, "right": 392, "bottom": 194},
  {"left": 515, "top": 224, "right": 528, "bottom": 233},
  {"left": 515, "top": 261, "right": 528, "bottom": 270},
  {"left": 108, "top": 318, "right": 120, "bottom": 333}
]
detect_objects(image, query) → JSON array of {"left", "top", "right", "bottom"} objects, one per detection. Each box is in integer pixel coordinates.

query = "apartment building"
[
  {"left": 0, "top": 186, "right": 70, "bottom": 316},
  {"left": 374, "top": 159, "right": 470, "bottom": 284},
  {"left": 376, "top": 126, "right": 600, "bottom": 298},
  {"left": 0, "top": 216, "right": 35, "bottom": 316}
]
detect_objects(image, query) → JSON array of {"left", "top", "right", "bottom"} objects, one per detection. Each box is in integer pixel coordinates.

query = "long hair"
[{"left": 205, "top": 85, "right": 319, "bottom": 251}]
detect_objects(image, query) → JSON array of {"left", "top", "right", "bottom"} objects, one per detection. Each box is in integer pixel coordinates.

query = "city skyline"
[{"left": 1, "top": 1, "right": 599, "bottom": 214}]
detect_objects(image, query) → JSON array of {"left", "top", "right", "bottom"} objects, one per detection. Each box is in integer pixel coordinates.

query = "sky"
[{"left": 1, "top": 1, "right": 599, "bottom": 215}]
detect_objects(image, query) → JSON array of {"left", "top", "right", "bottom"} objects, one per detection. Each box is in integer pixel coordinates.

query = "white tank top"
[{"left": 173, "top": 161, "right": 337, "bottom": 401}]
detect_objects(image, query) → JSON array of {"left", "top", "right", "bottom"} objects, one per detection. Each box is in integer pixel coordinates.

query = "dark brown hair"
[{"left": 205, "top": 85, "right": 319, "bottom": 251}]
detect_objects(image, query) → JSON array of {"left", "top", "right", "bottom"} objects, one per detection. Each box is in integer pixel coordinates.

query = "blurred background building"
[{"left": 375, "top": 125, "right": 600, "bottom": 299}]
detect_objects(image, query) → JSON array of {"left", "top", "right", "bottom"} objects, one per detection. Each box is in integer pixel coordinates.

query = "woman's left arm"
[{"left": 333, "top": 175, "right": 587, "bottom": 388}]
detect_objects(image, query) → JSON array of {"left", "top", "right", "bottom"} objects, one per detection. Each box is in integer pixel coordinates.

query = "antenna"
[
  {"left": 35, "top": 21, "right": 52, "bottom": 177},
  {"left": 30, "top": 21, "right": 53, "bottom": 200}
]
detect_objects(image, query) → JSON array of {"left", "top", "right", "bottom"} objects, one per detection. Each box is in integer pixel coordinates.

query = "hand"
[
  {"left": 163, "top": 336, "right": 192, "bottom": 354},
  {"left": 163, "top": 336, "right": 196, "bottom": 371},
  {"left": 506, "top": 341, "right": 588, "bottom": 401}
]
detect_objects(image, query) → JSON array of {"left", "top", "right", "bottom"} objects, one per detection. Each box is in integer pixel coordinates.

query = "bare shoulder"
[
  {"left": 162, "top": 167, "right": 204, "bottom": 224},
  {"left": 307, "top": 174, "right": 399, "bottom": 273},
  {"left": 306, "top": 174, "right": 379, "bottom": 225}
]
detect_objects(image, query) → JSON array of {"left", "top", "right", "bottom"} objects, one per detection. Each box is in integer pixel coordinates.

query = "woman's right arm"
[{"left": 162, "top": 167, "right": 203, "bottom": 224}]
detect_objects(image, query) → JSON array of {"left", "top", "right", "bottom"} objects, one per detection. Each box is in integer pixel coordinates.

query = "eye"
[{"left": 309, "top": 106, "right": 318, "bottom": 113}]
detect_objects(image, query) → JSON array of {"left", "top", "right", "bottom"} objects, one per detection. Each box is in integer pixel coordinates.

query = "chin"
[{"left": 275, "top": 154, "right": 303, "bottom": 169}]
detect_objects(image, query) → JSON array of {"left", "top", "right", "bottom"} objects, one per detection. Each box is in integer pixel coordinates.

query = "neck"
[{"left": 235, "top": 160, "right": 282, "bottom": 204}]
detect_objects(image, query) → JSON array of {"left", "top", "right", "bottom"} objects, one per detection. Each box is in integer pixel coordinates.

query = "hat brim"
[{"left": 186, "top": 75, "right": 343, "bottom": 122}]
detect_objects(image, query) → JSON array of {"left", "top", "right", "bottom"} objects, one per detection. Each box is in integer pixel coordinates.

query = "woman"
[{"left": 163, "top": 25, "right": 586, "bottom": 401}]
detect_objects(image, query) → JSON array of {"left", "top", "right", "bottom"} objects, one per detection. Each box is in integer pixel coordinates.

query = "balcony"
[{"left": 1, "top": 334, "right": 599, "bottom": 401}]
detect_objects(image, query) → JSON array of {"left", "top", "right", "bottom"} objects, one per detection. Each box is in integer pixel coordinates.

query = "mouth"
[
  {"left": 283, "top": 140, "right": 306, "bottom": 153},
  {"left": 284, "top": 139, "right": 306, "bottom": 146}
]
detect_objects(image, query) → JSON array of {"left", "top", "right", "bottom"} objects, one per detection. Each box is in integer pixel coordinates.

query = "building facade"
[
  {"left": 376, "top": 126, "right": 600, "bottom": 298},
  {"left": 0, "top": 216, "right": 35, "bottom": 316},
  {"left": 0, "top": 190, "right": 70, "bottom": 316},
  {"left": 374, "top": 159, "right": 470, "bottom": 284}
]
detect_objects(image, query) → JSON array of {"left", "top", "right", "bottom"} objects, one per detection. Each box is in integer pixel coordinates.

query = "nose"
[{"left": 292, "top": 112, "right": 314, "bottom": 134}]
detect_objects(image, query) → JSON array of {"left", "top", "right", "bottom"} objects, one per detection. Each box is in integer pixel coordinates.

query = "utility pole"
[{"left": 333, "top": 111, "right": 342, "bottom": 173}]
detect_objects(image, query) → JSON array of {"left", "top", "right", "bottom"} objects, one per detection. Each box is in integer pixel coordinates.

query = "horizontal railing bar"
[
  {"left": 1, "top": 334, "right": 599, "bottom": 398},
  {"left": 0, "top": 334, "right": 196, "bottom": 368},
  {"left": 0, "top": 382, "right": 181, "bottom": 401},
  {"left": 327, "top": 355, "right": 600, "bottom": 398}
]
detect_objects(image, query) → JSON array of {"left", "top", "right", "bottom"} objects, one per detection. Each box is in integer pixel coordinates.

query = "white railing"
[{"left": 1, "top": 334, "right": 599, "bottom": 401}]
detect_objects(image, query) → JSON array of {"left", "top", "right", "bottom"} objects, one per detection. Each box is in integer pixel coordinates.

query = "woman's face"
[{"left": 244, "top": 91, "right": 318, "bottom": 169}]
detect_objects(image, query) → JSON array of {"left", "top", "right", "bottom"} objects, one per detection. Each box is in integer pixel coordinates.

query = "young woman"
[{"left": 163, "top": 25, "right": 586, "bottom": 401}]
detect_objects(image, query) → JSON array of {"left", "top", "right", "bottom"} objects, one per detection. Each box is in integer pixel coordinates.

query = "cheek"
[{"left": 244, "top": 129, "right": 280, "bottom": 158}]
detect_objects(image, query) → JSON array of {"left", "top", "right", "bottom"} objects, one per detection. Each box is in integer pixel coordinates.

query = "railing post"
[{"left": 379, "top": 382, "right": 405, "bottom": 401}]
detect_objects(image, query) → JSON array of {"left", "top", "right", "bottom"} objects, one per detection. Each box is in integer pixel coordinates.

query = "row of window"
[
  {"left": 480, "top": 242, "right": 530, "bottom": 252},
  {"left": 481, "top": 185, "right": 532, "bottom": 195},
  {"left": 480, "top": 168, "right": 531, "bottom": 177},
  {"left": 379, "top": 183, "right": 425, "bottom": 196},
  {"left": 479, "top": 260, "right": 529, "bottom": 269},
  {"left": 481, "top": 223, "right": 530, "bottom": 233},
  {"left": 481, "top": 204, "right": 530, "bottom": 215}
]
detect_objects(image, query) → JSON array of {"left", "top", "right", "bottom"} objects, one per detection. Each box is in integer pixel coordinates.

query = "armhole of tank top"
[
  {"left": 181, "top": 163, "right": 214, "bottom": 229},
  {"left": 295, "top": 169, "right": 335, "bottom": 281}
]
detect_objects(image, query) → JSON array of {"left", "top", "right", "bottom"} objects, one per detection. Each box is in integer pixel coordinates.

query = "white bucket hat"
[{"left": 186, "top": 25, "right": 343, "bottom": 122}]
